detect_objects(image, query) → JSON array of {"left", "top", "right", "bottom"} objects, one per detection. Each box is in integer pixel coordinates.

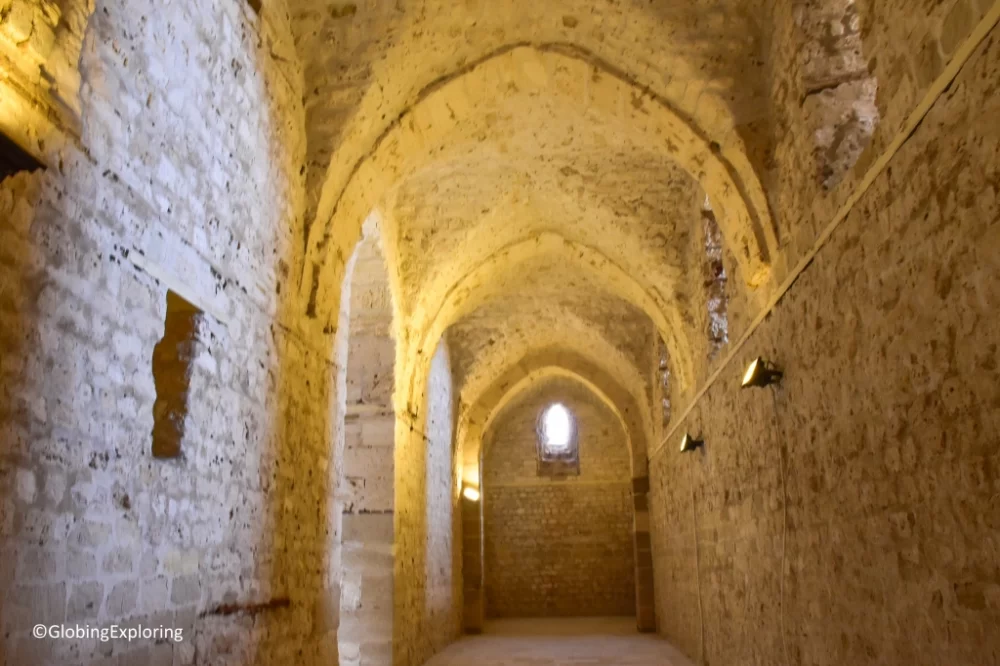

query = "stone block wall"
[
  {"left": 482, "top": 379, "right": 635, "bottom": 618},
  {"left": 0, "top": 1, "right": 341, "bottom": 665},
  {"left": 650, "top": 23, "right": 1000, "bottom": 666},
  {"left": 760, "top": 0, "right": 991, "bottom": 311}
]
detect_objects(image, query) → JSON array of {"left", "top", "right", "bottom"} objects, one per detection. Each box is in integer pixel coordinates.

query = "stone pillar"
[
  {"left": 339, "top": 408, "right": 395, "bottom": 666},
  {"left": 633, "top": 476, "right": 656, "bottom": 632},
  {"left": 461, "top": 492, "right": 484, "bottom": 633}
]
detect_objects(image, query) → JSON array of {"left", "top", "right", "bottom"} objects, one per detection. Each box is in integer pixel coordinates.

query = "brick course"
[{"left": 483, "top": 379, "right": 635, "bottom": 618}]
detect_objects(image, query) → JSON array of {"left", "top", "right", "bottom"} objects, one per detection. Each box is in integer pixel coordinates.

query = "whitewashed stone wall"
[{"left": 0, "top": 1, "right": 341, "bottom": 665}]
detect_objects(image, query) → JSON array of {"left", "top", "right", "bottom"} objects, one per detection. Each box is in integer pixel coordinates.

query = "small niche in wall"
[
  {"left": 0, "top": 132, "right": 45, "bottom": 182},
  {"left": 247, "top": 0, "right": 262, "bottom": 15},
  {"left": 151, "top": 291, "right": 203, "bottom": 460}
]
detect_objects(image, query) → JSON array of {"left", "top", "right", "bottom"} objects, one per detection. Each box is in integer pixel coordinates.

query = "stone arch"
[
  {"left": 337, "top": 214, "right": 463, "bottom": 666},
  {"left": 301, "top": 44, "right": 779, "bottom": 332},
  {"left": 334, "top": 217, "right": 397, "bottom": 666},
  {"left": 478, "top": 367, "right": 632, "bottom": 464},
  {"left": 454, "top": 310, "right": 653, "bottom": 410},
  {"left": 399, "top": 232, "right": 697, "bottom": 425},
  {"left": 464, "top": 363, "right": 648, "bottom": 483},
  {"left": 457, "top": 348, "right": 657, "bottom": 632},
  {"left": 452, "top": 322, "right": 654, "bottom": 482}
]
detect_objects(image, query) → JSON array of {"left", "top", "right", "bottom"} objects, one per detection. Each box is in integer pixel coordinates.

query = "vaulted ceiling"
[{"left": 285, "top": 0, "right": 784, "bottom": 465}]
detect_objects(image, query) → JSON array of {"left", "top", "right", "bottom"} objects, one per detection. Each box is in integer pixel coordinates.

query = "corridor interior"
[{"left": 1, "top": 1, "right": 999, "bottom": 665}]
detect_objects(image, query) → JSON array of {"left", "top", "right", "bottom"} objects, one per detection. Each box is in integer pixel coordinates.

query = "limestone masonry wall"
[
  {"left": 483, "top": 380, "right": 635, "bottom": 618},
  {"left": 650, "top": 24, "right": 1000, "bottom": 666},
  {"left": 0, "top": 1, "right": 337, "bottom": 665},
  {"left": 2, "top": 0, "right": 998, "bottom": 664},
  {"left": 755, "top": 0, "right": 991, "bottom": 346}
]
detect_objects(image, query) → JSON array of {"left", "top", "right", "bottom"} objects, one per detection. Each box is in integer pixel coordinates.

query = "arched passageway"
[
  {"left": 335, "top": 215, "right": 462, "bottom": 666},
  {"left": 1, "top": 2, "right": 999, "bottom": 666},
  {"left": 335, "top": 219, "right": 397, "bottom": 665},
  {"left": 456, "top": 349, "right": 658, "bottom": 633}
]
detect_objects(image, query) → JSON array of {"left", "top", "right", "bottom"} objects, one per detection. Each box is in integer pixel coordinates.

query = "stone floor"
[{"left": 423, "top": 617, "right": 695, "bottom": 666}]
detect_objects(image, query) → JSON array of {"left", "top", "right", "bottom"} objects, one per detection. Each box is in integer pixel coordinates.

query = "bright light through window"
[{"left": 540, "top": 403, "right": 573, "bottom": 453}]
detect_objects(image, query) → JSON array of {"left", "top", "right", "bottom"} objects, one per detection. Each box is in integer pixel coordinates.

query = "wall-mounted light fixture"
[
  {"left": 679, "top": 433, "right": 704, "bottom": 453},
  {"left": 741, "top": 357, "right": 783, "bottom": 388},
  {"left": 462, "top": 486, "right": 481, "bottom": 502}
]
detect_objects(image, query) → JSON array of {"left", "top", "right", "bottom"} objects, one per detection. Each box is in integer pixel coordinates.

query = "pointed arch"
[
  {"left": 457, "top": 347, "right": 657, "bottom": 633},
  {"left": 300, "top": 45, "right": 778, "bottom": 334},
  {"left": 399, "top": 233, "right": 696, "bottom": 422},
  {"left": 334, "top": 218, "right": 397, "bottom": 666}
]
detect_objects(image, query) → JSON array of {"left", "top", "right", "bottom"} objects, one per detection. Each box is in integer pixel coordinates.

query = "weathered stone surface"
[
  {"left": 0, "top": 0, "right": 318, "bottom": 662},
  {"left": 0, "top": 1, "right": 997, "bottom": 665},
  {"left": 650, "top": 22, "right": 1000, "bottom": 666},
  {"left": 483, "top": 379, "right": 635, "bottom": 618}
]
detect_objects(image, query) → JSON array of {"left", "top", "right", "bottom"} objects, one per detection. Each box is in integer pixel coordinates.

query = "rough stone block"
[{"left": 67, "top": 580, "right": 104, "bottom": 620}]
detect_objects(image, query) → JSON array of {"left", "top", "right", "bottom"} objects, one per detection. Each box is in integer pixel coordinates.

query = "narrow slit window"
[
  {"left": 151, "top": 291, "right": 202, "bottom": 459},
  {"left": 536, "top": 403, "right": 579, "bottom": 476},
  {"left": 0, "top": 132, "right": 44, "bottom": 182}
]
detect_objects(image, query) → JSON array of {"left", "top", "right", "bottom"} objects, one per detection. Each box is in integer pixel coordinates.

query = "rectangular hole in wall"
[
  {"left": 247, "top": 0, "right": 262, "bottom": 14},
  {"left": 151, "top": 291, "right": 202, "bottom": 460},
  {"left": 0, "top": 132, "right": 45, "bottom": 182}
]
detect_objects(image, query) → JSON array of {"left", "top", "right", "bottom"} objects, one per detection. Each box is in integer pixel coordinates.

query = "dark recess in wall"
[
  {"left": 151, "top": 291, "right": 203, "bottom": 459},
  {"left": 0, "top": 132, "right": 45, "bottom": 181}
]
